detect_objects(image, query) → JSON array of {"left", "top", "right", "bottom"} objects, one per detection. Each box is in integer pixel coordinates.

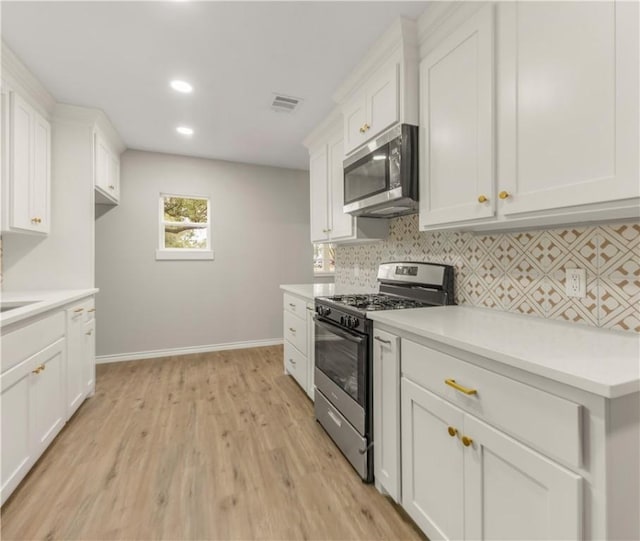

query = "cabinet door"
[
  {"left": 402, "top": 378, "right": 465, "bottom": 541},
  {"left": 94, "top": 132, "right": 111, "bottom": 194},
  {"left": 419, "top": 4, "right": 495, "bottom": 229},
  {"left": 343, "top": 96, "right": 367, "bottom": 155},
  {"left": 1, "top": 361, "right": 32, "bottom": 505},
  {"left": 108, "top": 152, "right": 120, "bottom": 201},
  {"left": 328, "top": 134, "right": 353, "bottom": 241},
  {"left": 66, "top": 306, "right": 87, "bottom": 418},
  {"left": 84, "top": 319, "right": 96, "bottom": 395},
  {"left": 366, "top": 63, "right": 399, "bottom": 139},
  {"left": 498, "top": 1, "right": 639, "bottom": 216},
  {"left": 10, "top": 92, "right": 34, "bottom": 231},
  {"left": 464, "top": 415, "right": 583, "bottom": 540},
  {"left": 373, "top": 330, "right": 400, "bottom": 502},
  {"left": 309, "top": 147, "right": 330, "bottom": 243},
  {"left": 30, "top": 340, "right": 65, "bottom": 455},
  {"left": 31, "top": 110, "right": 51, "bottom": 233}
]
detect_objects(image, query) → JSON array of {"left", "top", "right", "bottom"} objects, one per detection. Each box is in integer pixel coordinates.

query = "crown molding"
[
  {"left": 332, "top": 16, "right": 419, "bottom": 105},
  {"left": 302, "top": 106, "right": 342, "bottom": 150},
  {"left": 54, "top": 103, "right": 126, "bottom": 154},
  {"left": 1, "top": 41, "right": 56, "bottom": 116}
]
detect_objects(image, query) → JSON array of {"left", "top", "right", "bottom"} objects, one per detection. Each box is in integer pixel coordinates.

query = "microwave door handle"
[{"left": 315, "top": 319, "right": 365, "bottom": 344}]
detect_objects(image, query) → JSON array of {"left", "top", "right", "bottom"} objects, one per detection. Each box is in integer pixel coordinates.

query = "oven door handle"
[{"left": 315, "top": 319, "right": 365, "bottom": 344}]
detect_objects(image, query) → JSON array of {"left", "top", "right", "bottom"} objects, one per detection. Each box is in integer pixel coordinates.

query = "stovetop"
[{"left": 322, "top": 293, "right": 433, "bottom": 312}]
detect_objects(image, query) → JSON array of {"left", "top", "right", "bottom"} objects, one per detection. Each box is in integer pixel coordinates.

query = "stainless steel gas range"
[{"left": 313, "top": 261, "right": 455, "bottom": 482}]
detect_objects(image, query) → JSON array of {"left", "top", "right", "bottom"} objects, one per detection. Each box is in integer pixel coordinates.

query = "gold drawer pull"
[
  {"left": 445, "top": 378, "right": 477, "bottom": 396},
  {"left": 499, "top": 190, "right": 510, "bottom": 200},
  {"left": 86, "top": 330, "right": 93, "bottom": 336},
  {"left": 87, "top": 308, "right": 96, "bottom": 313},
  {"left": 447, "top": 426, "right": 458, "bottom": 437},
  {"left": 477, "top": 194, "right": 488, "bottom": 203},
  {"left": 109, "top": 185, "right": 115, "bottom": 190},
  {"left": 462, "top": 435, "right": 474, "bottom": 447},
  {"left": 289, "top": 358, "right": 296, "bottom": 365},
  {"left": 288, "top": 303, "right": 296, "bottom": 308},
  {"left": 32, "top": 364, "right": 45, "bottom": 374},
  {"left": 74, "top": 308, "right": 84, "bottom": 313},
  {"left": 289, "top": 327, "right": 296, "bottom": 333}
]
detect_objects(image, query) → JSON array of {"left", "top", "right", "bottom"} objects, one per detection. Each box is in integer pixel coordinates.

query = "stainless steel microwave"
[{"left": 343, "top": 124, "right": 418, "bottom": 218}]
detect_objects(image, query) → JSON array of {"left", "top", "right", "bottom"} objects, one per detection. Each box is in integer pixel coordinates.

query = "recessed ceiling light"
[
  {"left": 170, "top": 80, "right": 193, "bottom": 93},
  {"left": 176, "top": 126, "right": 194, "bottom": 136}
]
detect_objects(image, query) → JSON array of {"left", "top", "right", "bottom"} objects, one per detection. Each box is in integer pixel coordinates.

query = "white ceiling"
[{"left": 2, "top": 1, "right": 429, "bottom": 170}]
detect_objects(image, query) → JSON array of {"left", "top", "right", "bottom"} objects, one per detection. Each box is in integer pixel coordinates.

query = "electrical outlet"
[{"left": 565, "top": 268, "right": 586, "bottom": 298}]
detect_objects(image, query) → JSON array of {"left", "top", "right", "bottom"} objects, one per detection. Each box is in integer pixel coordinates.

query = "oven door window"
[
  {"left": 344, "top": 145, "right": 389, "bottom": 205},
  {"left": 314, "top": 319, "right": 366, "bottom": 406}
]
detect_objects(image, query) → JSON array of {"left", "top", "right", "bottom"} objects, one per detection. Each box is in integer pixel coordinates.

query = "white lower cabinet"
[
  {"left": 373, "top": 329, "right": 401, "bottom": 502},
  {"left": 0, "top": 294, "right": 95, "bottom": 505},
  {"left": 401, "top": 377, "right": 582, "bottom": 540},
  {"left": 282, "top": 292, "right": 315, "bottom": 399},
  {"left": 0, "top": 336, "right": 66, "bottom": 506}
]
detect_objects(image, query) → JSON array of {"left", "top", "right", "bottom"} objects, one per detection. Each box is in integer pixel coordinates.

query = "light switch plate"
[{"left": 566, "top": 268, "right": 586, "bottom": 298}]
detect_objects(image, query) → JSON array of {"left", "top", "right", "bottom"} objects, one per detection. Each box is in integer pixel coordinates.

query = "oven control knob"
[
  {"left": 324, "top": 307, "right": 331, "bottom": 317},
  {"left": 351, "top": 318, "right": 360, "bottom": 329},
  {"left": 316, "top": 306, "right": 322, "bottom": 315},
  {"left": 340, "top": 316, "right": 345, "bottom": 326}
]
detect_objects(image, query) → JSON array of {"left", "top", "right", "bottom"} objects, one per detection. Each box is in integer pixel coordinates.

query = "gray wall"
[
  {"left": 2, "top": 118, "right": 95, "bottom": 290},
  {"left": 95, "top": 149, "right": 313, "bottom": 357}
]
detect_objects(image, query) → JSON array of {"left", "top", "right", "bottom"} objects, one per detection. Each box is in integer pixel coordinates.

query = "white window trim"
[{"left": 156, "top": 193, "right": 214, "bottom": 261}]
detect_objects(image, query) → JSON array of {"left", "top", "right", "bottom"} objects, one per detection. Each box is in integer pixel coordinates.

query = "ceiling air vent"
[{"left": 271, "top": 93, "right": 303, "bottom": 113}]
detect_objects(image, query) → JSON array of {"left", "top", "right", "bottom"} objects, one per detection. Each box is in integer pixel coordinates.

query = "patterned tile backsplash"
[{"left": 335, "top": 216, "right": 640, "bottom": 333}]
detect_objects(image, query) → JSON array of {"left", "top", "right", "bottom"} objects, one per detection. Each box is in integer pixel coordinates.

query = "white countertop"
[
  {"left": 1, "top": 289, "right": 99, "bottom": 327},
  {"left": 280, "top": 283, "right": 336, "bottom": 301},
  {"left": 368, "top": 306, "right": 640, "bottom": 399}
]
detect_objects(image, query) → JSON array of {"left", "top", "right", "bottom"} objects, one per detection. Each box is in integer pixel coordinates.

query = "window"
[
  {"left": 156, "top": 194, "right": 213, "bottom": 260},
  {"left": 314, "top": 243, "right": 335, "bottom": 274}
]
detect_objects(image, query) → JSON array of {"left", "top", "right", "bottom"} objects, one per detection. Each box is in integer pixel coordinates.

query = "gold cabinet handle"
[
  {"left": 109, "top": 185, "right": 115, "bottom": 190},
  {"left": 289, "top": 358, "right": 296, "bottom": 365},
  {"left": 477, "top": 195, "right": 488, "bottom": 203},
  {"left": 86, "top": 330, "right": 93, "bottom": 335},
  {"left": 447, "top": 426, "right": 458, "bottom": 437},
  {"left": 363, "top": 123, "right": 370, "bottom": 131},
  {"left": 31, "top": 217, "right": 42, "bottom": 224},
  {"left": 462, "top": 435, "right": 474, "bottom": 447},
  {"left": 445, "top": 378, "right": 477, "bottom": 396},
  {"left": 74, "top": 308, "right": 84, "bottom": 313},
  {"left": 87, "top": 308, "right": 96, "bottom": 313},
  {"left": 359, "top": 124, "right": 366, "bottom": 134},
  {"left": 499, "top": 191, "right": 510, "bottom": 200},
  {"left": 32, "top": 364, "right": 45, "bottom": 374},
  {"left": 289, "top": 327, "right": 296, "bottom": 333}
]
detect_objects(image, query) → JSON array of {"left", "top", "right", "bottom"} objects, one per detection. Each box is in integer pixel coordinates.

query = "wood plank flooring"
[{"left": 1, "top": 346, "right": 425, "bottom": 540}]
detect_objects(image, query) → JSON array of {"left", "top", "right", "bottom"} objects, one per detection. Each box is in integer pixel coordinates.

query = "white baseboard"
[{"left": 96, "top": 338, "right": 284, "bottom": 364}]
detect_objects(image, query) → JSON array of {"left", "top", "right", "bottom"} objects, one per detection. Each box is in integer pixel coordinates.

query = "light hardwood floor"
[{"left": 1, "top": 346, "right": 425, "bottom": 540}]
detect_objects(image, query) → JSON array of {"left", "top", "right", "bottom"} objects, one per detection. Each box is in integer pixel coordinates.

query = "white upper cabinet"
[
  {"left": 94, "top": 128, "right": 121, "bottom": 205},
  {"left": 335, "top": 18, "right": 418, "bottom": 157},
  {"left": 418, "top": 1, "right": 639, "bottom": 232},
  {"left": 419, "top": 5, "right": 495, "bottom": 229},
  {"left": 309, "top": 147, "right": 330, "bottom": 243},
  {"left": 304, "top": 112, "right": 389, "bottom": 244},
  {"left": 1, "top": 89, "right": 51, "bottom": 235},
  {"left": 343, "top": 63, "right": 400, "bottom": 155},
  {"left": 497, "top": 1, "right": 639, "bottom": 217}
]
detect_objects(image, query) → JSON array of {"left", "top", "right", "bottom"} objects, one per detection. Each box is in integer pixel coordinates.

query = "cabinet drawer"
[
  {"left": 284, "top": 340, "right": 308, "bottom": 391},
  {"left": 1, "top": 311, "right": 65, "bottom": 374},
  {"left": 283, "top": 293, "right": 307, "bottom": 318},
  {"left": 402, "top": 340, "right": 582, "bottom": 467},
  {"left": 284, "top": 311, "right": 307, "bottom": 354}
]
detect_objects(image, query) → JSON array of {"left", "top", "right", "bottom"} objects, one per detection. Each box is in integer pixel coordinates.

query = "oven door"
[{"left": 314, "top": 317, "right": 367, "bottom": 434}]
